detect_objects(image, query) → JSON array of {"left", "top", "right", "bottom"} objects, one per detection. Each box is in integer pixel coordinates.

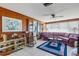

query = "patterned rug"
[{"left": 37, "top": 41, "right": 67, "bottom": 56}]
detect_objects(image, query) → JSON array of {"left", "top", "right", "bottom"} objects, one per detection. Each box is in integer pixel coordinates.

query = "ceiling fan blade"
[{"left": 54, "top": 16, "right": 63, "bottom": 18}]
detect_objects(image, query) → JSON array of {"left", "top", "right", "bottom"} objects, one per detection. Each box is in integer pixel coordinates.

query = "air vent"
[
  {"left": 43, "top": 3, "right": 53, "bottom": 7},
  {"left": 51, "top": 14, "right": 55, "bottom": 18}
]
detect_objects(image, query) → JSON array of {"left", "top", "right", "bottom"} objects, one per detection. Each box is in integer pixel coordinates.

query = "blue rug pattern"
[{"left": 37, "top": 41, "right": 67, "bottom": 56}]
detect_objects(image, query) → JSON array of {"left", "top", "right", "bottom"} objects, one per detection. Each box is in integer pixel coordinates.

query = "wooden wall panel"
[
  {"left": 0, "top": 7, "right": 26, "bottom": 19},
  {"left": 0, "top": 16, "right": 2, "bottom": 34},
  {"left": 0, "top": 7, "right": 29, "bottom": 38},
  {"left": 0, "top": 7, "right": 43, "bottom": 39}
]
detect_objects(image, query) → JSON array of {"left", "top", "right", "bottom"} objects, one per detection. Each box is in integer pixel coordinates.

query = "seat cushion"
[
  {"left": 69, "top": 34, "right": 79, "bottom": 41},
  {"left": 59, "top": 36, "right": 69, "bottom": 40}
]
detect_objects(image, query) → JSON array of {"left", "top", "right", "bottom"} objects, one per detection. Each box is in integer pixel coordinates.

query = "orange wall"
[
  {"left": 0, "top": 16, "right": 2, "bottom": 34},
  {"left": 0, "top": 7, "right": 29, "bottom": 32},
  {"left": 0, "top": 7, "right": 44, "bottom": 40},
  {"left": 0, "top": 7, "right": 31, "bottom": 41},
  {"left": 0, "top": 7, "right": 43, "bottom": 37}
]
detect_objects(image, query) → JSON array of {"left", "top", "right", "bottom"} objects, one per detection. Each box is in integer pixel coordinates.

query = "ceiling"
[{"left": 0, "top": 3, "right": 79, "bottom": 22}]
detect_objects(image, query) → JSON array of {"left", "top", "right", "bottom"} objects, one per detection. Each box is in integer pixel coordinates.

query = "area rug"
[{"left": 37, "top": 41, "right": 67, "bottom": 56}]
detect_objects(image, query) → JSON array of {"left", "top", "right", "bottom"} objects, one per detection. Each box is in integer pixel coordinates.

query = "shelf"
[
  {"left": 15, "top": 45, "right": 25, "bottom": 50},
  {"left": 15, "top": 44, "right": 25, "bottom": 50},
  {"left": 0, "top": 40, "right": 14, "bottom": 45},
  {"left": 0, "top": 50, "right": 14, "bottom": 56},
  {"left": 6, "top": 40, "right": 14, "bottom": 42},
  {"left": 0, "top": 42, "right": 5, "bottom": 44},
  {"left": 0, "top": 45, "right": 14, "bottom": 51},
  {"left": 0, "top": 36, "right": 26, "bottom": 56},
  {"left": 14, "top": 38, "right": 25, "bottom": 41},
  {"left": 16, "top": 42, "right": 25, "bottom": 46}
]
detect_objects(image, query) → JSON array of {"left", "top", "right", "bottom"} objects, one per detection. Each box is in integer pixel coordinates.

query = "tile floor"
[{"left": 9, "top": 40, "right": 73, "bottom": 56}]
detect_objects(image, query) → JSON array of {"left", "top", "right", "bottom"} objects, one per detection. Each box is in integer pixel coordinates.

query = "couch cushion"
[
  {"left": 63, "top": 33, "right": 70, "bottom": 38},
  {"left": 59, "top": 36, "right": 69, "bottom": 40},
  {"left": 59, "top": 33, "right": 65, "bottom": 36},
  {"left": 69, "top": 34, "right": 79, "bottom": 40}
]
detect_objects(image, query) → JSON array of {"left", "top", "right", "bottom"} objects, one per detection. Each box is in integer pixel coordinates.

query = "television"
[{"left": 2, "top": 16, "right": 22, "bottom": 32}]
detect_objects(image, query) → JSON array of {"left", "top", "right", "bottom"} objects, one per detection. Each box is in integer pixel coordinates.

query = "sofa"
[
  {"left": 68, "top": 34, "right": 79, "bottom": 47},
  {"left": 59, "top": 33, "right": 70, "bottom": 45},
  {"left": 40, "top": 32, "right": 79, "bottom": 47}
]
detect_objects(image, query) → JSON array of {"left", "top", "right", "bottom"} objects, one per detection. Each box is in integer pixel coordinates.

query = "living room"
[{"left": 0, "top": 3, "right": 79, "bottom": 56}]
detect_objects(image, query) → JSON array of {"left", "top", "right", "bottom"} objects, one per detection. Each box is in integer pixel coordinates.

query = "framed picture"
[{"left": 2, "top": 16, "right": 22, "bottom": 32}]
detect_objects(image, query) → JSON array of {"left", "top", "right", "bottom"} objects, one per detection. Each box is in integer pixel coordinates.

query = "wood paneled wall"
[
  {"left": 0, "top": 7, "right": 29, "bottom": 32},
  {"left": 0, "top": 7, "right": 32, "bottom": 39},
  {"left": 0, "top": 16, "right": 2, "bottom": 34},
  {"left": 0, "top": 7, "right": 43, "bottom": 39}
]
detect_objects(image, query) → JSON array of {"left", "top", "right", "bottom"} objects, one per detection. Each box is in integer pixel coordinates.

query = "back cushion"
[
  {"left": 69, "top": 34, "right": 79, "bottom": 40},
  {"left": 59, "top": 33, "right": 65, "bottom": 36},
  {"left": 64, "top": 33, "right": 70, "bottom": 38}
]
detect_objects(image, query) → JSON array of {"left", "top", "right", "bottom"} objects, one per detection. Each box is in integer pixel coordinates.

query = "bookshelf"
[
  {"left": 0, "top": 34, "right": 26, "bottom": 56},
  {"left": 14, "top": 37, "right": 26, "bottom": 50}
]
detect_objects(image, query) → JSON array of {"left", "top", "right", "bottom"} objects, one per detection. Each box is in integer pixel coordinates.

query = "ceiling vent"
[{"left": 43, "top": 3, "right": 53, "bottom": 7}]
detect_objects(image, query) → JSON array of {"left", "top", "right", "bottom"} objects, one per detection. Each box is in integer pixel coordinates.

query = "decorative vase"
[{"left": 3, "top": 34, "right": 7, "bottom": 42}]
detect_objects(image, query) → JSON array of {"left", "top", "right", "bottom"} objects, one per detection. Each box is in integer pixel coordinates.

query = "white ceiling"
[{"left": 0, "top": 3, "right": 79, "bottom": 22}]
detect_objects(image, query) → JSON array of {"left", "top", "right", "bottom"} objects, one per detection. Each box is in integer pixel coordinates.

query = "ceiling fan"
[
  {"left": 50, "top": 14, "right": 63, "bottom": 18},
  {"left": 42, "top": 3, "right": 64, "bottom": 18},
  {"left": 42, "top": 13, "right": 63, "bottom": 18}
]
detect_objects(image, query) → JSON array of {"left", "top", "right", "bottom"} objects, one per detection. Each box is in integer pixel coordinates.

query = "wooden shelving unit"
[
  {"left": 14, "top": 37, "right": 26, "bottom": 50},
  {"left": 0, "top": 37, "right": 26, "bottom": 56}
]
